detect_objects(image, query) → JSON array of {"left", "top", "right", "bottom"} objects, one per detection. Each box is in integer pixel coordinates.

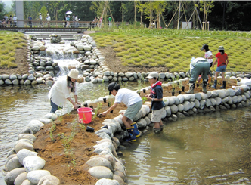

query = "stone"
[
  {"left": 88, "top": 166, "right": 113, "bottom": 179},
  {"left": 5, "top": 168, "right": 26, "bottom": 185},
  {"left": 14, "top": 141, "right": 33, "bottom": 153},
  {"left": 5, "top": 79, "right": 12, "bottom": 85},
  {"left": 27, "top": 170, "right": 51, "bottom": 184},
  {"left": 5, "top": 154, "right": 22, "bottom": 172},
  {"left": 17, "top": 149, "right": 37, "bottom": 165},
  {"left": 18, "top": 134, "right": 36, "bottom": 142},
  {"left": 37, "top": 175, "right": 60, "bottom": 185},
  {"left": 44, "top": 113, "right": 58, "bottom": 121},
  {"left": 14, "top": 172, "right": 27, "bottom": 185},
  {"left": 9, "top": 75, "right": 17, "bottom": 80},
  {"left": 23, "top": 156, "right": 46, "bottom": 172},
  {"left": 95, "top": 178, "right": 120, "bottom": 185},
  {"left": 86, "top": 157, "right": 112, "bottom": 170},
  {"left": 12, "top": 79, "right": 19, "bottom": 85}
]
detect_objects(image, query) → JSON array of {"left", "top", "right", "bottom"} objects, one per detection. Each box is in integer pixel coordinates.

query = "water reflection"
[{"left": 124, "top": 108, "right": 251, "bottom": 185}]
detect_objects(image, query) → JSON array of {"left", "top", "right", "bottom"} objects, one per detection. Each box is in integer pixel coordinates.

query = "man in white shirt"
[{"left": 102, "top": 82, "right": 142, "bottom": 142}]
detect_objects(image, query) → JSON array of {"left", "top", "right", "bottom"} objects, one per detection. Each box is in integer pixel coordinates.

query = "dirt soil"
[{"left": 0, "top": 47, "right": 29, "bottom": 75}]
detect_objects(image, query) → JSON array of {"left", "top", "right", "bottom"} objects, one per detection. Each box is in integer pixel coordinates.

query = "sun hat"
[
  {"left": 68, "top": 69, "right": 79, "bottom": 79},
  {"left": 218, "top": 46, "right": 224, "bottom": 50},
  {"left": 201, "top": 44, "right": 209, "bottom": 51},
  {"left": 146, "top": 72, "right": 159, "bottom": 79}
]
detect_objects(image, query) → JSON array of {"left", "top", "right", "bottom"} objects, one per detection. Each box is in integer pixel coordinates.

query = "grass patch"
[{"left": 91, "top": 29, "right": 251, "bottom": 71}]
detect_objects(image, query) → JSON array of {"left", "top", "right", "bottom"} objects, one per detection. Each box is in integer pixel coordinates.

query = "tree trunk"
[{"left": 134, "top": 1, "right": 136, "bottom": 23}]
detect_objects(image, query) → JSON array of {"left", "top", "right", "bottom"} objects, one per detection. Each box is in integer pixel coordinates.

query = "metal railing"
[{"left": 0, "top": 20, "right": 92, "bottom": 29}]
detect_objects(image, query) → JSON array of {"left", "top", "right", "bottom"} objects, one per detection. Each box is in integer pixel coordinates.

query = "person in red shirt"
[{"left": 212, "top": 46, "right": 229, "bottom": 89}]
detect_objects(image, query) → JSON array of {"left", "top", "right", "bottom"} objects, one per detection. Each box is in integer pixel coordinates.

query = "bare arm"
[{"left": 102, "top": 102, "right": 118, "bottom": 116}]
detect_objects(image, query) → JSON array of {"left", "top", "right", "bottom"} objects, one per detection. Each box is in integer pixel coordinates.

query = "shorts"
[
  {"left": 124, "top": 100, "right": 142, "bottom": 121},
  {"left": 216, "top": 65, "right": 226, "bottom": 72},
  {"left": 151, "top": 107, "right": 165, "bottom": 122}
]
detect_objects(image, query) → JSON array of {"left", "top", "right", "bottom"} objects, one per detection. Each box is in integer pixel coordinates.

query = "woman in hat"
[
  {"left": 49, "top": 69, "right": 81, "bottom": 113},
  {"left": 212, "top": 46, "right": 229, "bottom": 89},
  {"left": 101, "top": 82, "right": 142, "bottom": 142}
]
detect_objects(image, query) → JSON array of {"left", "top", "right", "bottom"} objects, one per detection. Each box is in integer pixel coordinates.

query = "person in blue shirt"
[{"left": 145, "top": 72, "right": 165, "bottom": 134}]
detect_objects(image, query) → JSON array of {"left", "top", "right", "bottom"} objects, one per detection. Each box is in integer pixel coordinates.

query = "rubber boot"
[
  {"left": 131, "top": 122, "right": 142, "bottom": 137},
  {"left": 125, "top": 128, "right": 136, "bottom": 142},
  {"left": 160, "top": 125, "right": 164, "bottom": 131},
  {"left": 220, "top": 81, "right": 226, "bottom": 89},
  {"left": 153, "top": 128, "right": 161, "bottom": 134},
  {"left": 202, "top": 80, "right": 207, "bottom": 94},
  {"left": 186, "top": 83, "right": 195, "bottom": 94},
  {"left": 211, "top": 80, "right": 217, "bottom": 89}
]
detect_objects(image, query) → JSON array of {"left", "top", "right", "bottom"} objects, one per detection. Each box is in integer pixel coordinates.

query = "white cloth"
[
  {"left": 46, "top": 16, "right": 51, "bottom": 21},
  {"left": 39, "top": 15, "right": 42, "bottom": 20},
  {"left": 114, "top": 88, "right": 142, "bottom": 107},
  {"left": 13, "top": 16, "right": 17, "bottom": 22},
  {"left": 190, "top": 57, "right": 207, "bottom": 70},
  {"left": 48, "top": 76, "right": 77, "bottom": 106},
  {"left": 204, "top": 51, "right": 213, "bottom": 63}
]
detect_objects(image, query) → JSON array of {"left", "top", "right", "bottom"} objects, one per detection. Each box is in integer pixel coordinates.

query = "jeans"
[{"left": 50, "top": 99, "right": 60, "bottom": 113}]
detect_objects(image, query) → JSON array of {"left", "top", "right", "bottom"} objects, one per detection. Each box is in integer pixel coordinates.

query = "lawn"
[
  {"left": 0, "top": 31, "right": 27, "bottom": 68},
  {"left": 91, "top": 28, "right": 251, "bottom": 72}
]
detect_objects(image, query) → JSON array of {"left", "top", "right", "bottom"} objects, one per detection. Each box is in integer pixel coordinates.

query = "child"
[
  {"left": 145, "top": 72, "right": 165, "bottom": 134},
  {"left": 212, "top": 46, "right": 229, "bottom": 89},
  {"left": 101, "top": 82, "right": 142, "bottom": 142}
]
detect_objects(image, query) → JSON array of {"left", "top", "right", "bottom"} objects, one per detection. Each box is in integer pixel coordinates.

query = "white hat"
[
  {"left": 218, "top": 46, "right": 224, "bottom": 50},
  {"left": 68, "top": 69, "right": 79, "bottom": 79},
  {"left": 146, "top": 72, "right": 159, "bottom": 79}
]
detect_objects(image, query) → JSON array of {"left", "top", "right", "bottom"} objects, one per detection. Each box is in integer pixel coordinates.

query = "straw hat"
[{"left": 68, "top": 69, "right": 79, "bottom": 79}]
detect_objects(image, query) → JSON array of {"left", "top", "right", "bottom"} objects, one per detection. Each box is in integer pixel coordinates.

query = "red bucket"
[{"left": 77, "top": 107, "right": 92, "bottom": 124}]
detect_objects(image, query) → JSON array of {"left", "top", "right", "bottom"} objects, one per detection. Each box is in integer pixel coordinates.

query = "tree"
[
  {"left": 40, "top": 6, "right": 47, "bottom": 20},
  {"left": 198, "top": 1, "right": 214, "bottom": 30},
  {"left": 0, "top": 3, "right": 5, "bottom": 20}
]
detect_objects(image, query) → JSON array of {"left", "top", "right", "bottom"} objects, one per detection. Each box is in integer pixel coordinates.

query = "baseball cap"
[
  {"left": 108, "top": 82, "right": 117, "bottom": 95},
  {"left": 201, "top": 44, "right": 209, "bottom": 51},
  {"left": 146, "top": 72, "right": 159, "bottom": 79}
]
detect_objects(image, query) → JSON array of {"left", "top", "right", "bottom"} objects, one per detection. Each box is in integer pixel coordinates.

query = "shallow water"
[
  {"left": 0, "top": 82, "right": 142, "bottom": 184},
  {"left": 123, "top": 108, "right": 251, "bottom": 185}
]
